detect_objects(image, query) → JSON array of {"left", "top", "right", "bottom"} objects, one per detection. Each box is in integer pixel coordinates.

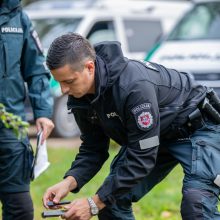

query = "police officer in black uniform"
[
  {"left": 0, "top": 0, "right": 54, "bottom": 219},
  {"left": 43, "top": 33, "right": 220, "bottom": 220}
]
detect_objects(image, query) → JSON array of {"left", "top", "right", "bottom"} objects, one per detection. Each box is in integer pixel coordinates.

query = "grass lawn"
[
  {"left": 1, "top": 145, "right": 184, "bottom": 220},
  {"left": 31, "top": 146, "right": 183, "bottom": 220}
]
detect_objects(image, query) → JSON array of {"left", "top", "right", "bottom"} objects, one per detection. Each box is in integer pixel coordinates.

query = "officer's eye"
[{"left": 65, "top": 80, "right": 73, "bottom": 84}]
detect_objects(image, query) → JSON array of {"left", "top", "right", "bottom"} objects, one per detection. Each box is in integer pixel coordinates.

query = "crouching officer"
[
  {"left": 43, "top": 33, "right": 220, "bottom": 220},
  {"left": 0, "top": 0, "right": 54, "bottom": 219}
]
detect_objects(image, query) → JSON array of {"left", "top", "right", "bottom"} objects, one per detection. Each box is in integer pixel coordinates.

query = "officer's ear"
[{"left": 85, "top": 60, "right": 95, "bottom": 76}]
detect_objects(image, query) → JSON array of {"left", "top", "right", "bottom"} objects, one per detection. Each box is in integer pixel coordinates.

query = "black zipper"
[{"left": 2, "top": 42, "right": 8, "bottom": 78}]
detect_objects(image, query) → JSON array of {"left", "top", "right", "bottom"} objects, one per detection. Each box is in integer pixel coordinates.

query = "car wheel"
[{"left": 52, "top": 95, "right": 80, "bottom": 138}]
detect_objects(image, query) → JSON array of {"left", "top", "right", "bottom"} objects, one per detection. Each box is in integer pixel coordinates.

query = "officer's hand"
[
  {"left": 61, "top": 198, "right": 91, "bottom": 220},
  {"left": 36, "top": 117, "right": 54, "bottom": 144},
  {"left": 43, "top": 176, "right": 77, "bottom": 209}
]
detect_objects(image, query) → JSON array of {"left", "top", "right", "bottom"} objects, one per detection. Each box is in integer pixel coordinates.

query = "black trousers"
[
  {"left": 0, "top": 126, "right": 34, "bottom": 220},
  {"left": 0, "top": 192, "right": 33, "bottom": 220}
]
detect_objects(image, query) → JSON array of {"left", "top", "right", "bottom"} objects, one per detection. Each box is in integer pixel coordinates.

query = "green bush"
[{"left": 0, "top": 103, "right": 29, "bottom": 138}]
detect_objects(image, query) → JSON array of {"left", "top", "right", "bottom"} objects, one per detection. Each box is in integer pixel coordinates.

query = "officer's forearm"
[{"left": 64, "top": 176, "right": 78, "bottom": 191}]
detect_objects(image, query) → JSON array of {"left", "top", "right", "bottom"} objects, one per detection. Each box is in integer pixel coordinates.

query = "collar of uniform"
[
  {"left": 0, "top": 1, "right": 21, "bottom": 26},
  {"left": 1, "top": 0, "right": 20, "bottom": 12},
  {"left": 90, "top": 56, "right": 108, "bottom": 104}
]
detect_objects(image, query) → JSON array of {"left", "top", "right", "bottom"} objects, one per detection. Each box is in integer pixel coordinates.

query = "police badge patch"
[
  {"left": 131, "top": 103, "right": 154, "bottom": 131},
  {"left": 138, "top": 112, "right": 153, "bottom": 129}
]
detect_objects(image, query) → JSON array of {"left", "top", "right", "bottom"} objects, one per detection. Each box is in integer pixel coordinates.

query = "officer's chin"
[{"left": 71, "top": 93, "right": 83, "bottom": 98}]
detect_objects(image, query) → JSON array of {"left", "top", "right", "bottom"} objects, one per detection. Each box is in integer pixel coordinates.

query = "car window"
[
  {"left": 123, "top": 19, "right": 162, "bottom": 53},
  {"left": 87, "top": 21, "right": 116, "bottom": 44},
  {"left": 32, "top": 18, "right": 82, "bottom": 49},
  {"left": 168, "top": 2, "right": 220, "bottom": 40}
]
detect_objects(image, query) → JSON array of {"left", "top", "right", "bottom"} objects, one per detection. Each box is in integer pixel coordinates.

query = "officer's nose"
[{"left": 60, "top": 84, "right": 70, "bottom": 95}]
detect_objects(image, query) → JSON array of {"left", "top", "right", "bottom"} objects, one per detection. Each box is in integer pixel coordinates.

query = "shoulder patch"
[
  {"left": 131, "top": 103, "right": 153, "bottom": 131},
  {"left": 31, "top": 30, "right": 43, "bottom": 54}
]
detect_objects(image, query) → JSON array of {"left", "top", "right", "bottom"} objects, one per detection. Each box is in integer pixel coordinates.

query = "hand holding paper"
[{"left": 32, "top": 131, "right": 50, "bottom": 180}]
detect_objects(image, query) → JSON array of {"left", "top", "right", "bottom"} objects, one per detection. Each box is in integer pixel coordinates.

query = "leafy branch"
[{"left": 0, "top": 103, "right": 29, "bottom": 139}]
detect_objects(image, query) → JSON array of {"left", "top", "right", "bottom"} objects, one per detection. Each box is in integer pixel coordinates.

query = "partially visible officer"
[
  {"left": 0, "top": 0, "right": 54, "bottom": 219},
  {"left": 43, "top": 33, "right": 220, "bottom": 220}
]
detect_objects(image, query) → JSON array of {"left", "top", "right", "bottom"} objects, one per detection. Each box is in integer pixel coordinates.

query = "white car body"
[
  {"left": 26, "top": 0, "right": 192, "bottom": 60},
  {"left": 148, "top": 0, "right": 220, "bottom": 92},
  {"left": 151, "top": 41, "right": 220, "bottom": 88}
]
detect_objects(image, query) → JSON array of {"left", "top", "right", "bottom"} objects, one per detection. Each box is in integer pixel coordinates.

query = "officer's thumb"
[{"left": 53, "top": 194, "right": 62, "bottom": 204}]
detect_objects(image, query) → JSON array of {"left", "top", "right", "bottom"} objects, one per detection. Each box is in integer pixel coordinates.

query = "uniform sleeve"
[
  {"left": 64, "top": 109, "right": 110, "bottom": 193},
  {"left": 97, "top": 80, "right": 160, "bottom": 205},
  {"left": 20, "top": 11, "right": 53, "bottom": 119}
]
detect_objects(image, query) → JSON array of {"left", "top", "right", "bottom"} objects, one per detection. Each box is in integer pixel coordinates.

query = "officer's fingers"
[
  {"left": 46, "top": 120, "right": 54, "bottom": 137},
  {"left": 41, "top": 127, "right": 47, "bottom": 145},
  {"left": 43, "top": 190, "right": 56, "bottom": 208},
  {"left": 35, "top": 120, "right": 42, "bottom": 133},
  {"left": 35, "top": 118, "right": 54, "bottom": 143},
  {"left": 63, "top": 200, "right": 77, "bottom": 210},
  {"left": 36, "top": 120, "right": 45, "bottom": 144},
  {"left": 61, "top": 201, "right": 77, "bottom": 219},
  {"left": 53, "top": 192, "right": 63, "bottom": 204},
  {"left": 41, "top": 120, "right": 54, "bottom": 144},
  {"left": 40, "top": 123, "right": 49, "bottom": 144}
]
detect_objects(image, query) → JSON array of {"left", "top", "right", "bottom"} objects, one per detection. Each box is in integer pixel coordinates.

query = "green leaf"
[{"left": 0, "top": 103, "right": 29, "bottom": 139}]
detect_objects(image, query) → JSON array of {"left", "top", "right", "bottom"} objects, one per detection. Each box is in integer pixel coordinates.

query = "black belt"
[
  {"left": 162, "top": 90, "right": 220, "bottom": 141},
  {"left": 162, "top": 108, "right": 204, "bottom": 141}
]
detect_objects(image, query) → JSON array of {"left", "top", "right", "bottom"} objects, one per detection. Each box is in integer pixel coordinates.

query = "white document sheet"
[{"left": 32, "top": 131, "right": 50, "bottom": 179}]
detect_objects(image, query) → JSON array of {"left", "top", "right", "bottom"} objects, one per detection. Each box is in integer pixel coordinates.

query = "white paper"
[{"left": 33, "top": 131, "right": 50, "bottom": 179}]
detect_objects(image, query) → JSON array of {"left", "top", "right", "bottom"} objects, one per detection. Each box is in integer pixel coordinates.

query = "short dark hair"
[{"left": 46, "top": 33, "right": 96, "bottom": 71}]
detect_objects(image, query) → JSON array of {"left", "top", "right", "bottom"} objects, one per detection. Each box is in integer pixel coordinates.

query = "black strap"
[{"left": 162, "top": 108, "right": 203, "bottom": 141}]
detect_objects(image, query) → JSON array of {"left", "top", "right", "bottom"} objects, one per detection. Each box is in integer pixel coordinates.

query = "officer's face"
[{"left": 51, "top": 62, "right": 95, "bottom": 98}]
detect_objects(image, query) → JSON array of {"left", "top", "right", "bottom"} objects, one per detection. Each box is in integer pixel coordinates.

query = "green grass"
[{"left": 1, "top": 146, "right": 183, "bottom": 220}]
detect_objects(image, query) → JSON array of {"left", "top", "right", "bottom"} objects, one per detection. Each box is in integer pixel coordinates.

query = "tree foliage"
[
  {"left": 0, "top": 103, "right": 29, "bottom": 139},
  {"left": 22, "top": 0, "right": 41, "bottom": 7}
]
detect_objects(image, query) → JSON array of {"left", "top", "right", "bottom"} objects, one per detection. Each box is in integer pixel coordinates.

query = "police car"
[
  {"left": 146, "top": 0, "right": 220, "bottom": 95},
  {"left": 25, "top": 0, "right": 192, "bottom": 137}
]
